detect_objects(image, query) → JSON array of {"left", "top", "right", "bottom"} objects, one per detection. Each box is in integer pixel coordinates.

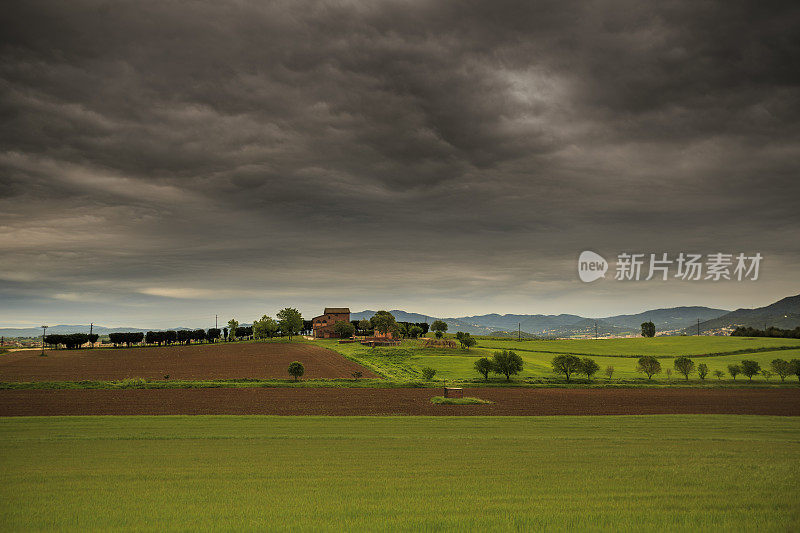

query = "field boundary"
[{"left": 2, "top": 378, "right": 797, "bottom": 390}]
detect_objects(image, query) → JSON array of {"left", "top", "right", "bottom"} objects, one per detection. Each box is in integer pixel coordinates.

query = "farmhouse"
[{"left": 312, "top": 307, "right": 351, "bottom": 338}]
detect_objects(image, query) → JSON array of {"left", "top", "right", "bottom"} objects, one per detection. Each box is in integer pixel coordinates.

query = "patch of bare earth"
[
  {"left": 0, "top": 342, "right": 378, "bottom": 381},
  {"left": 1, "top": 388, "right": 798, "bottom": 416}
]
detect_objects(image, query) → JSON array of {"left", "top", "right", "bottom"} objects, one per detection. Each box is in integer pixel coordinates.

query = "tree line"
[
  {"left": 731, "top": 326, "right": 800, "bottom": 339},
  {"left": 633, "top": 355, "right": 800, "bottom": 382},
  {"left": 326, "top": 311, "right": 432, "bottom": 339},
  {"left": 43, "top": 333, "right": 99, "bottom": 349}
]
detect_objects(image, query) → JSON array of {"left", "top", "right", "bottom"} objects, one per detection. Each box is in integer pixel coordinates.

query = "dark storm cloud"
[{"left": 1, "top": 0, "right": 799, "bottom": 324}]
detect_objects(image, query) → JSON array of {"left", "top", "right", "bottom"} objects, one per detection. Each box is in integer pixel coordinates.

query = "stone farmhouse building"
[{"left": 312, "top": 307, "right": 351, "bottom": 338}]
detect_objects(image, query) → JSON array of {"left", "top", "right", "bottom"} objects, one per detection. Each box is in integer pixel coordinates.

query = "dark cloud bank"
[{"left": 1, "top": 0, "right": 799, "bottom": 327}]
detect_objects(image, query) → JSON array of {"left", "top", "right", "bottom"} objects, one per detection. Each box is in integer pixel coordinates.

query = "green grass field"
[
  {"left": 1, "top": 416, "right": 798, "bottom": 531},
  {"left": 322, "top": 337, "right": 800, "bottom": 383}
]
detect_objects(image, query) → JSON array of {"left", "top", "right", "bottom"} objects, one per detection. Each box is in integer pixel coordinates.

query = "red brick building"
[{"left": 312, "top": 308, "right": 351, "bottom": 338}]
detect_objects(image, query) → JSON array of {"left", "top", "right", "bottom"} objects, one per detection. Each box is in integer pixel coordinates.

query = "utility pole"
[
  {"left": 518, "top": 322, "right": 521, "bottom": 341},
  {"left": 89, "top": 323, "right": 94, "bottom": 348},
  {"left": 595, "top": 321, "right": 598, "bottom": 340},
  {"left": 216, "top": 315, "right": 218, "bottom": 329},
  {"left": 41, "top": 325, "right": 48, "bottom": 356},
  {"left": 697, "top": 318, "right": 700, "bottom": 336}
]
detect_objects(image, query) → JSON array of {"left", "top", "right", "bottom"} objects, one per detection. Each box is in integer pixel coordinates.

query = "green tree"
[
  {"left": 761, "top": 369, "right": 773, "bottom": 381},
  {"left": 551, "top": 354, "right": 581, "bottom": 382},
  {"left": 637, "top": 356, "right": 661, "bottom": 380},
  {"left": 727, "top": 364, "right": 741, "bottom": 381},
  {"left": 421, "top": 367, "right": 437, "bottom": 380},
  {"left": 740, "top": 360, "right": 760, "bottom": 381},
  {"left": 492, "top": 350, "right": 524, "bottom": 381},
  {"left": 580, "top": 357, "right": 600, "bottom": 380},
  {"left": 697, "top": 363, "right": 709, "bottom": 380},
  {"left": 370, "top": 311, "right": 398, "bottom": 337},
  {"left": 253, "top": 315, "right": 279, "bottom": 339},
  {"left": 713, "top": 369, "right": 725, "bottom": 380},
  {"left": 640, "top": 321, "right": 656, "bottom": 337},
  {"left": 474, "top": 357, "right": 493, "bottom": 381},
  {"left": 408, "top": 325, "right": 423, "bottom": 338},
  {"left": 227, "top": 319, "right": 239, "bottom": 341},
  {"left": 604, "top": 366, "right": 614, "bottom": 380},
  {"left": 790, "top": 359, "right": 800, "bottom": 382},
  {"left": 674, "top": 357, "right": 695, "bottom": 380},
  {"left": 431, "top": 320, "right": 448, "bottom": 338},
  {"left": 358, "top": 319, "right": 371, "bottom": 336},
  {"left": 455, "top": 331, "right": 476, "bottom": 349},
  {"left": 287, "top": 361, "right": 304, "bottom": 381},
  {"left": 770, "top": 359, "right": 792, "bottom": 382},
  {"left": 333, "top": 320, "right": 355, "bottom": 338},
  {"left": 277, "top": 308, "right": 303, "bottom": 340}
]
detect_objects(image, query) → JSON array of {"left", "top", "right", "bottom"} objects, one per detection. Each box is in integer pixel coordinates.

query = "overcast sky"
[{"left": 1, "top": 0, "right": 799, "bottom": 328}]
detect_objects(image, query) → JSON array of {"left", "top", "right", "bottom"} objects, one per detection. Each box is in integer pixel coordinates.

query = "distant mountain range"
[
  {"left": 353, "top": 306, "right": 730, "bottom": 337},
  {"left": 688, "top": 294, "right": 800, "bottom": 333},
  {"left": 0, "top": 324, "right": 182, "bottom": 338},
  {"left": 3, "top": 294, "right": 797, "bottom": 338}
]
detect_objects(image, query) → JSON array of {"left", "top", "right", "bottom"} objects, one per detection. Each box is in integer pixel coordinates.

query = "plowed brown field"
[
  {"left": 0, "top": 342, "right": 378, "bottom": 381},
  {"left": 1, "top": 387, "right": 798, "bottom": 416}
]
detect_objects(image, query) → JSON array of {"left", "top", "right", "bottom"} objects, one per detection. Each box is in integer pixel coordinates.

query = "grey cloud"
[{"left": 1, "top": 0, "right": 799, "bottom": 325}]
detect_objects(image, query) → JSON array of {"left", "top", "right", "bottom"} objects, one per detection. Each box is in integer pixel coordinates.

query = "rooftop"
[{"left": 324, "top": 308, "right": 350, "bottom": 314}]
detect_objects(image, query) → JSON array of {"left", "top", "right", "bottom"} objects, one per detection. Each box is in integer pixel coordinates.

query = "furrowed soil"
[
  {"left": 0, "top": 342, "right": 378, "bottom": 381},
  {"left": 1, "top": 387, "right": 798, "bottom": 416}
]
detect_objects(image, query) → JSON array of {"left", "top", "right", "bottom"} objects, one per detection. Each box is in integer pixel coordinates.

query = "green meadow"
[
  {"left": 1, "top": 416, "right": 798, "bottom": 531},
  {"left": 322, "top": 337, "right": 800, "bottom": 382}
]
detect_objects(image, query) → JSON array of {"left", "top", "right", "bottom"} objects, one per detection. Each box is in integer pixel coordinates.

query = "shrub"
[
  {"left": 334, "top": 320, "right": 355, "bottom": 338},
  {"left": 713, "top": 369, "right": 724, "bottom": 380},
  {"left": 604, "top": 366, "right": 614, "bottom": 379},
  {"left": 761, "top": 369, "right": 773, "bottom": 381},
  {"left": 288, "top": 361, "right": 305, "bottom": 381},
  {"left": 430, "top": 396, "right": 492, "bottom": 405},
  {"left": 118, "top": 378, "right": 147, "bottom": 388},
  {"left": 421, "top": 367, "right": 437, "bottom": 380},
  {"left": 422, "top": 338, "right": 457, "bottom": 348},
  {"left": 351, "top": 371, "right": 362, "bottom": 380}
]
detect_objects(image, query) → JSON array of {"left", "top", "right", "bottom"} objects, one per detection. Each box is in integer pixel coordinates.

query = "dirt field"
[
  {"left": 0, "top": 342, "right": 378, "bottom": 381},
  {"left": 1, "top": 387, "right": 798, "bottom": 416}
]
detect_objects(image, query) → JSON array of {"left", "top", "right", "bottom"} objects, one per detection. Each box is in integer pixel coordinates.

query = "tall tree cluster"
[{"left": 731, "top": 326, "right": 800, "bottom": 339}]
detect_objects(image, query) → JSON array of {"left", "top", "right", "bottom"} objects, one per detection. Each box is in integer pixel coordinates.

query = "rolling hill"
[{"left": 690, "top": 294, "right": 800, "bottom": 332}]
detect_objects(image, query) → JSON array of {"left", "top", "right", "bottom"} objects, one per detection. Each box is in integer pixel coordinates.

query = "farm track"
[
  {"left": 2, "top": 387, "right": 798, "bottom": 416},
  {"left": 0, "top": 343, "right": 379, "bottom": 381}
]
